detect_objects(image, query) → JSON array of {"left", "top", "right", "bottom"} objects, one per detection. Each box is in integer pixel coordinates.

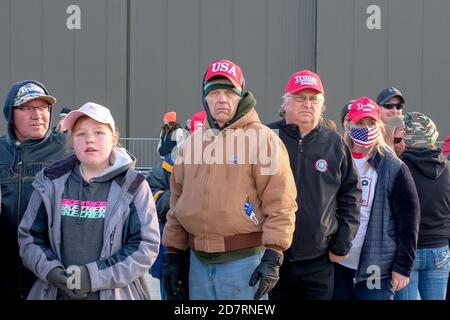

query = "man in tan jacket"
[{"left": 162, "top": 59, "right": 297, "bottom": 300}]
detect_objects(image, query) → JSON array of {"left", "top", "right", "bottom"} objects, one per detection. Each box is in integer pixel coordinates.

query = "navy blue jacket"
[
  {"left": 0, "top": 80, "right": 67, "bottom": 298},
  {"left": 355, "top": 150, "right": 420, "bottom": 282},
  {"left": 145, "top": 156, "right": 189, "bottom": 298}
]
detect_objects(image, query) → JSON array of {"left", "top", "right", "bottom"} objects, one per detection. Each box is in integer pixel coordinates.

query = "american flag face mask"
[{"left": 349, "top": 126, "right": 380, "bottom": 148}]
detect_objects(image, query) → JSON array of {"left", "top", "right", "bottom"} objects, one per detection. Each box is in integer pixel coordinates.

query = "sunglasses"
[
  {"left": 394, "top": 137, "right": 404, "bottom": 144},
  {"left": 382, "top": 103, "right": 403, "bottom": 110}
]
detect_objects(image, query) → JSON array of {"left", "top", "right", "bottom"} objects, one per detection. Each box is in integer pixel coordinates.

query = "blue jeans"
[
  {"left": 189, "top": 250, "right": 266, "bottom": 300},
  {"left": 333, "top": 263, "right": 395, "bottom": 300},
  {"left": 395, "top": 245, "right": 450, "bottom": 300}
]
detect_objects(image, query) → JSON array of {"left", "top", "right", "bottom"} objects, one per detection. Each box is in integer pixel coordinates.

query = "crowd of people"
[{"left": 0, "top": 59, "right": 449, "bottom": 300}]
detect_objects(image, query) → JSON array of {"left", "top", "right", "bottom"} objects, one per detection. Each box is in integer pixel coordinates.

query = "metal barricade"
[{"left": 119, "top": 138, "right": 160, "bottom": 172}]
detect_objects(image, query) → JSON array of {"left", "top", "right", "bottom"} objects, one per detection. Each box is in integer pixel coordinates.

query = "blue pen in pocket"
[{"left": 243, "top": 198, "right": 259, "bottom": 225}]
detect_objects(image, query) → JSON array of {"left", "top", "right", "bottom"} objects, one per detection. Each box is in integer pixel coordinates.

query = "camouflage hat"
[{"left": 404, "top": 112, "right": 439, "bottom": 148}]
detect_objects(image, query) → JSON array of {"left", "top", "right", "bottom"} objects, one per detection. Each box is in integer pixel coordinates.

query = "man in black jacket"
[
  {"left": 268, "top": 70, "right": 361, "bottom": 300},
  {"left": 0, "top": 81, "right": 67, "bottom": 299}
]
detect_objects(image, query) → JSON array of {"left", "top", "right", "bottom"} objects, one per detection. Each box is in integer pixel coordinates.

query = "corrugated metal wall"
[
  {"left": 0, "top": 0, "right": 316, "bottom": 138},
  {"left": 0, "top": 0, "right": 128, "bottom": 135},
  {"left": 317, "top": 0, "right": 450, "bottom": 136},
  {"left": 128, "top": 0, "right": 316, "bottom": 137},
  {"left": 2, "top": 0, "right": 448, "bottom": 138}
]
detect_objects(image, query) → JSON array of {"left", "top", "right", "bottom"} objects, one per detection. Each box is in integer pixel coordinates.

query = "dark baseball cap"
[
  {"left": 376, "top": 87, "right": 405, "bottom": 106},
  {"left": 340, "top": 99, "right": 355, "bottom": 125}
]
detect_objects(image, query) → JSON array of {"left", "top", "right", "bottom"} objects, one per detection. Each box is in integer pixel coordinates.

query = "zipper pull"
[
  {"left": 298, "top": 139, "right": 303, "bottom": 152},
  {"left": 110, "top": 226, "right": 117, "bottom": 247}
]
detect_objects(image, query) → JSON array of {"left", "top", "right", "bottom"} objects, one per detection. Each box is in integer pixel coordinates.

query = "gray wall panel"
[
  {"left": 129, "top": 0, "right": 168, "bottom": 137},
  {"left": 42, "top": 0, "right": 77, "bottom": 125},
  {"left": 422, "top": 0, "right": 450, "bottom": 132},
  {"left": 0, "top": 0, "right": 11, "bottom": 133},
  {"left": 199, "top": 0, "right": 234, "bottom": 62},
  {"left": 386, "top": 0, "right": 423, "bottom": 112},
  {"left": 71, "top": 0, "right": 127, "bottom": 133},
  {"left": 353, "top": 1, "right": 388, "bottom": 100},
  {"left": 129, "top": 0, "right": 316, "bottom": 137},
  {"left": 0, "top": 0, "right": 128, "bottom": 135},
  {"left": 234, "top": 0, "right": 268, "bottom": 118},
  {"left": 266, "top": 0, "right": 290, "bottom": 116},
  {"left": 318, "top": 0, "right": 450, "bottom": 136},
  {"left": 10, "top": 0, "right": 44, "bottom": 80},
  {"left": 317, "top": 0, "right": 355, "bottom": 122},
  {"left": 105, "top": 0, "right": 128, "bottom": 135},
  {"left": 1, "top": 0, "right": 317, "bottom": 139},
  {"left": 298, "top": 0, "right": 316, "bottom": 70},
  {"left": 166, "top": 0, "right": 200, "bottom": 129}
]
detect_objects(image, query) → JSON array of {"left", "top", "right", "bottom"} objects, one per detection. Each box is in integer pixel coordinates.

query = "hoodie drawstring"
[{"left": 77, "top": 166, "right": 84, "bottom": 225}]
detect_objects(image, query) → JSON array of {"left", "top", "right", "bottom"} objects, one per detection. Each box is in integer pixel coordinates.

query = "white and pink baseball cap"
[{"left": 63, "top": 102, "right": 115, "bottom": 134}]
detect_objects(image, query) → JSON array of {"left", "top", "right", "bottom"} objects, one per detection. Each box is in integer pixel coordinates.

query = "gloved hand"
[
  {"left": 67, "top": 265, "right": 92, "bottom": 297},
  {"left": 47, "top": 267, "right": 81, "bottom": 299},
  {"left": 249, "top": 249, "right": 284, "bottom": 300},
  {"left": 163, "top": 252, "right": 187, "bottom": 300}
]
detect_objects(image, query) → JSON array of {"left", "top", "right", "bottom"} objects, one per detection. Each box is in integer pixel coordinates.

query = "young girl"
[
  {"left": 18, "top": 102, "right": 160, "bottom": 300},
  {"left": 334, "top": 97, "right": 420, "bottom": 300}
]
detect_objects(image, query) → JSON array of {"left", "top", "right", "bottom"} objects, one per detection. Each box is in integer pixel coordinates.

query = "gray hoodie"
[{"left": 18, "top": 148, "right": 160, "bottom": 300}]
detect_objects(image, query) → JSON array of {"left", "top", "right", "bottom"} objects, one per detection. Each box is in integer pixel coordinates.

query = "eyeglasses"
[
  {"left": 382, "top": 103, "right": 403, "bottom": 110},
  {"left": 394, "top": 137, "right": 404, "bottom": 144},
  {"left": 15, "top": 105, "right": 50, "bottom": 113},
  {"left": 290, "top": 94, "right": 323, "bottom": 105}
]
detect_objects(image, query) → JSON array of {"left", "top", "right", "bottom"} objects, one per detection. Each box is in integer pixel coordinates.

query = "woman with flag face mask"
[{"left": 333, "top": 97, "right": 420, "bottom": 300}]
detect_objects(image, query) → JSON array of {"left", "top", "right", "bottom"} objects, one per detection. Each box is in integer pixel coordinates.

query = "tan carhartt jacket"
[{"left": 163, "top": 108, "right": 297, "bottom": 253}]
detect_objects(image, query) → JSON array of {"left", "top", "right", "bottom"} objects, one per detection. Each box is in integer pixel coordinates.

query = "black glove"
[
  {"left": 47, "top": 267, "right": 81, "bottom": 299},
  {"left": 68, "top": 265, "right": 91, "bottom": 297},
  {"left": 163, "top": 252, "right": 187, "bottom": 300},
  {"left": 249, "top": 249, "right": 283, "bottom": 300}
]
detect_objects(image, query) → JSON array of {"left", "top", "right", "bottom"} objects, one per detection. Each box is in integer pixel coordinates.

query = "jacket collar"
[
  {"left": 43, "top": 154, "right": 79, "bottom": 180},
  {"left": 281, "top": 119, "right": 321, "bottom": 140},
  {"left": 367, "top": 148, "right": 397, "bottom": 171},
  {"left": 6, "top": 128, "right": 52, "bottom": 148}
]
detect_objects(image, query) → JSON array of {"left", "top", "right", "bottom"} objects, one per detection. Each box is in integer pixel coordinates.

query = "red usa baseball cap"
[
  {"left": 285, "top": 70, "right": 324, "bottom": 94},
  {"left": 204, "top": 59, "right": 244, "bottom": 90},
  {"left": 347, "top": 97, "right": 381, "bottom": 122}
]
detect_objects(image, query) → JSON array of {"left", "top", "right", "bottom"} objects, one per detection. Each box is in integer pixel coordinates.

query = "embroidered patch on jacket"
[{"left": 315, "top": 159, "right": 328, "bottom": 172}]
